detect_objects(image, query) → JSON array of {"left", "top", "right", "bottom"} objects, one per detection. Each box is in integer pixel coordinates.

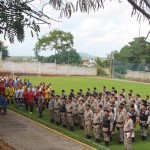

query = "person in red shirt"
[
  {"left": 28, "top": 88, "right": 34, "bottom": 114},
  {"left": 35, "top": 87, "right": 40, "bottom": 109},
  {"left": 23, "top": 88, "right": 29, "bottom": 111}
]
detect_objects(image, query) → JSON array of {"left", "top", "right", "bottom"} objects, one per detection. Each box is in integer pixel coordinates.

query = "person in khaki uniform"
[
  {"left": 48, "top": 95, "right": 55, "bottom": 123},
  {"left": 101, "top": 109, "right": 113, "bottom": 147},
  {"left": 66, "top": 97, "right": 74, "bottom": 131},
  {"left": 84, "top": 104, "right": 93, "bottom": 139},
  {"left": 123, "top": 113, "right": 134, "bottom": 150},
  {"left": 72, "top": 97, "right": 79, "bottom": 126},
  {"left": 78, "top": 99, "right": 85, "bottom": 129},
  {"left": 139, "top": 103, "right": 150, "bottom": 141},
  {"left": 93, "top": 108, "right": 101, "bottom": 143},
  {"left": 116, "top": 105, "right": 126, "bottom": 143},
  {"left": 54, "top": 95, "right": 61, "bottom": 125},
  {"left": 60, "top": 98, "right": 67, "bottom": 128}
]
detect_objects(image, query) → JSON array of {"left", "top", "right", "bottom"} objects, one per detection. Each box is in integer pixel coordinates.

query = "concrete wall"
[
  {"left": 126, "top": 70, "right": 150, "bottom": 81},
  {"left": 0, "top": 61, "right": 97, "bottom": 76}
]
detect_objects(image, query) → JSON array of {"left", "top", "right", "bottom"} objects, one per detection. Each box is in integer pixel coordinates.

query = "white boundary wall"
[
  {"left": 126, "top": 70, "right": 150, "bottom": 81},
  {"left": 0, "top": 61, "right": 97, "bottom": 76}
]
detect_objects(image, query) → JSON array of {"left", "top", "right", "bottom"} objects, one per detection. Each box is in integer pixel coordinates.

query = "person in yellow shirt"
[
  {"left": 45, "top": 86, "right": 50, "bottom": 109},
  {"left": 5, "top": 84, "right": 10, "bottom": 104},
  {"left": 9, "top": 85, "right": 15, "bottom": 104}
]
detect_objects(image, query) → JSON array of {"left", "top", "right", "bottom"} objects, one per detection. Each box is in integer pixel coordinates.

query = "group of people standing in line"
[{"left": 0, "top": 75, "right": 150, "bottom": 150}]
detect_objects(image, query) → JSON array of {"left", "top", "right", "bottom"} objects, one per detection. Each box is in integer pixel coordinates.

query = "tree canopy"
[
  {"left": 0, "top": 41, "right": 9, "bottom": 59},
  {"left": 38, "top": 48, "right": 81, "bottom": 64},
  {"left": 0, "top": 0, "right": 150, "bottom": 43},
  {"left": 34, "top": 29, "right": 74, "bottom": 54},
  {"left": 114, "top": 37, "right": 150, "bottom": 74}
]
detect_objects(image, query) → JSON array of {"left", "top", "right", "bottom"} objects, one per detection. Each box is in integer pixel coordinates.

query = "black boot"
[
  {"left": 56, "top": 122, "right": 60, "bottom": 126},
  {"left": 95, "top": 139, "right": 100, "bottom": 143},
  {"left": 74, "top": 123, "right": 78, "bottom": 126},
  {"left": 143, "top": 136, "right": 146, "bottom": 141},
  {"left": 63, "top": 124, "right": 67, "bottom": 128},
  {"left": 132, "top": 137, "right": 135, "bottom": 143},
  {"left": 106, "top": 141, "right": 109, "bottom": 147},
  {"left": 50, "top": 119, "right": 54, "bottom": 123},
  {"left": 70, "top": 126, "right": 74, "bottom": 131},
  {"left": 87, "top": 135, "right": 91, "bottom": 139}
]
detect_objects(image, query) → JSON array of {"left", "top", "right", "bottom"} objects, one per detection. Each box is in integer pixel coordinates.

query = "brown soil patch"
[{"left": 0, "top": 139, "right": 15, "bottom": 150}]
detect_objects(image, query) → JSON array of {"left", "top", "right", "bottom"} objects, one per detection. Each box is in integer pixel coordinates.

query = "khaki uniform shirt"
[
  {"left": 54, "top": 99, "right": 61, "bottom": 112},
  {"left": 93, "top": 112, "right": 101, "bottom": 127},
  {"left": 72, "top": 101, "right": 78, "bottom": 114},
  {"left": 78, "top": 104, "right": 84, "bottom": 115},
  {"left": 123, "top": 118, "right": 134, "bottom": 132},
  {"left": 116, "top": 111, "right": 126, "bottom": 127},
  {"left": 66, "top": 103, "right": 73, "bottom": 112},
  {"left": 84, "top": 109, "right": 93, "bottom": 125}
]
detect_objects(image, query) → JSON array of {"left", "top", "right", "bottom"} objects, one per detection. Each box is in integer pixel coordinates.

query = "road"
[{"left": 0, "top": 111, "right": 93, "bottom": 150}]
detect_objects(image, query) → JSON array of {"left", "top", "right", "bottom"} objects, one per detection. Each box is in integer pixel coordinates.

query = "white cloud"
[{"left": 0, "top": 0, "right": 150, "bottom": 57}]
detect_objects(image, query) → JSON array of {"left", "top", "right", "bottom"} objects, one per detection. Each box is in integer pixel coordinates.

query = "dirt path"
[{"left": 0, "top": 111, "right": 93, "bottom": 150}]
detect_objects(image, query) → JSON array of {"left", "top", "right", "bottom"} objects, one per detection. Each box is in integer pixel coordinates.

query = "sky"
[{"left": 0, "top": 0, "right": 150, "bottom": 58}]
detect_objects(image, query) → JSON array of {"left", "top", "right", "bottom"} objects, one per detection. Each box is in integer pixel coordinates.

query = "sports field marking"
[{"left": 9, "top": 109, "right": 110, "bottom": 150}]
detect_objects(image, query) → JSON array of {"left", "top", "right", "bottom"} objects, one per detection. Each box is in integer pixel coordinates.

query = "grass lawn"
[{"left": 9, "top": 76, "right": 150, "bottom": 150}]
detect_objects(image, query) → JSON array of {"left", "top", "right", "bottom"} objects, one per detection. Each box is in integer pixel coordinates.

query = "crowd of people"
[{"left": 0, "top": 75, "right": 150, "bottom": 150}]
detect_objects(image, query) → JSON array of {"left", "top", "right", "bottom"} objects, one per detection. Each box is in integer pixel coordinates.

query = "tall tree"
[
  {"left": 113, "top": 37, "right": 150, "bottom": 73},
  {"left": 0, "top": 41, "right": 9, "bottom": 59},
  {"left": 34, "top": 29, "right": 73, "bottom": 54},
  {"left": 0, "top": 0, "right": 150, "bottom": 43}
]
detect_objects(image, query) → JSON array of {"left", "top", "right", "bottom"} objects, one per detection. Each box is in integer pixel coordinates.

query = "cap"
[
  {"left": 118, "top": 105, "right": 123, "bottom": 109},
  {"left": 104, "top": 109, "right": 109, "bottom": 113},
  {"left": 127, "top": 113, "right": 132, "bottom": 117},
  {"left": 86, "top": 104, "right": 91, "bottom": 107}
]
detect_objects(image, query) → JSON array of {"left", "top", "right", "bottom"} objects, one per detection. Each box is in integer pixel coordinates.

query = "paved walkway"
[{"left": 0, "top": 111, "right": 93, "bottom": 150}]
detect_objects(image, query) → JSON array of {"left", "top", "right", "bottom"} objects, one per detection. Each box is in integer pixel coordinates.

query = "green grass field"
[{"left": 9, "top": 76, "right": 150, "bottom": 150}]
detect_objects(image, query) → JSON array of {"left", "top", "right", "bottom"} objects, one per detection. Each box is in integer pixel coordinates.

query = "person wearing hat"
[
  {"left": 69, "top": 89, "right": 75, "bottom": 99},
  {"left": 146, "top": 95, "right": 150, "bottom": 106},
  {"left": 129, "top": 104, "right": 139, "bottom": 142},
  {"left": 38, "top": 91, "right": 45, "bottom": 118},
  {"left": 90, "top": 95, "right": 97, "bottom": 113},
  {"left": 60, "top": 97, "right": 67, "bottom": 128},
  {"left": 123, "top": 112, "right": 134, "bottom": 150},
  {"left": 135, "top": 94, "right": 141, "bottom": 110},
  {"left": 61, "top": 90, "right": 66, "bottom": 98},
  {"left": 101, "top": 109, "right": 113, "bottom": 147},
  {"left": 93, "top": 87, "right": 98, "bottom": 96},
  {"left": 129, "top": 90, "right": 135, "bottom": 99},
  {"left": 122, "top": 89, "right": 126, "bottom": 100},
  {"left": 86, "top": 88, "right": 91, "bottom": 97},
  {"left": 139, "top": 103, "right": 150, "bottom": 141},
  {"left": 102, "top": 86, "right": 106, "bottom": 96},
  {"left": 66, "top": 97, "right": 74, "bottom": 131},
  {"left": 108, "top": 107, "right": 115, "bottom": 139},
  {"left": 93, "top": 108, "right": 101, "bottom": 143},
  {"left": 111, "top": 87, "right": 115, "bottom": 93},
  {"left": 78, "top": 99, "right": 85, "bottom": 129},
  {"left": 72, "top": 97, "right": 79, "bottom": 126},
  {"left": 84, "top": 104, "right": 93, "bottom": 139},
  {"left": 127, "top": 94, "right": 134, "bottom": 106},
  {"left": 116, "top": 105, "right": 126, "bottom": 144},
  {"left": 54, "top": 95, "right": 61, "bottom": 125},
  {"left": 48, "top": 94, "right": 55, "bottom": 123}
]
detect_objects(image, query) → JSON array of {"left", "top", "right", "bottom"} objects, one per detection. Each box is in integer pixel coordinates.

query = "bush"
[{"left": 97, "top": 66, "right": 108, "bottom": 76}]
